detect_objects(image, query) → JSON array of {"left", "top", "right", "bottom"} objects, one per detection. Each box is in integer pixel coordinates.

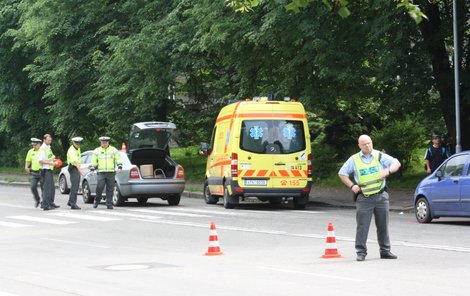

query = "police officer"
[
  {"left": 25, "top": 138, "right": 43, "bottom": 207},
  {"left": 38, "top": 134, "right": 60, "bottom": 211},
  {"left": 66, "top": 137, "right": 83, "bottom": 209},
  {"left": 90, "top": 136, "right": 122, "bottom": 209},
  {"left": 338, "top": 135, "right": 401, "bottom": 262}
]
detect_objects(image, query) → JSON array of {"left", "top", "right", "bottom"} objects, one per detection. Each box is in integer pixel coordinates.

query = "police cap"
[
  {"left": 99, "top": 136, "right": 111, "bottom": 142},
  {"left": 30, "top": 138, "right": 42, "bottom": 144},
  {"left": 72, "top": 136, "right": 83, "bottom": 143}
]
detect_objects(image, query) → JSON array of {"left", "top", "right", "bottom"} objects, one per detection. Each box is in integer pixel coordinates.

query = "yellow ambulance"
[{"left": 200, "top": 97, "right": 312, "bottom": 209}]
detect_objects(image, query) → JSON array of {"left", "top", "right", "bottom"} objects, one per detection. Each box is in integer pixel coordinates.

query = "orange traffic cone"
[
  {"left": 121, "top": 142, "right": 127, "bottom": 152},
  {"left": 321, "top": 221, "right": 342, "bottom": 258},
  {"left": 205, "top": 222, "right": 223, "bottom": 256}
]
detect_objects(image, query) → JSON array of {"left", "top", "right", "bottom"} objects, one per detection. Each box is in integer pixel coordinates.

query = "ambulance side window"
[{"left": 208, "top": 126, "right": 217, "bottom": 155}]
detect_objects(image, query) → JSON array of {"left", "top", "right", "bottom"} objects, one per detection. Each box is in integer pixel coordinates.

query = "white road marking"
[
  {"left": 258, "top": 266, "right": 365, "bottom": 282},
  {"left": 41, "top": 238, "right": 110, "bottom": 249},
  {"left": 7, "top": 215, "right": 77, "bottom": 225},
  {"left": 0, "top": 221, "right": 32, "bottom": 228},
  {"left": 0, "top": 202, "right": 33, "bottom": 209},
  {"left": 0, "top": 291, "right": 20, "bottom": 296},
  {"left": 130, "top": 209, "right": 208, "bottom": 218},
  {"left": 93, "top": 210, "right": 163, "bottom": 220},
  {"left": 48, "top": 212, "right": 120, "bottom": 222},
  {"left": 171, "top": 208, "right": 245, "bottom": 216}
]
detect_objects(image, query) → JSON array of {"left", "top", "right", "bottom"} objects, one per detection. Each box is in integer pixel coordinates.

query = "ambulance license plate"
[{"left": 244, "top": 179, "right": 267, "bottom": 186}]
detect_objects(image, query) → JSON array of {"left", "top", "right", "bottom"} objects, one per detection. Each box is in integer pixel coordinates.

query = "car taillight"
[
  {"left": 176, "top": 165, "right": 184, "bottom": 179},
  {"left": 129, "top": 167, "right": 140, "bottom": 179},
  {"left": 231, "top": 153, "right": 238, "bottom": 177},
  {"left": 307, "top": 153, "right": 312, "bottom": 178}
]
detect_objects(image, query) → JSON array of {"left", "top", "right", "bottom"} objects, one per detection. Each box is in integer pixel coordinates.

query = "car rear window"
[{"left": 240, "top": 120, "right": 305, "bottom": 154}]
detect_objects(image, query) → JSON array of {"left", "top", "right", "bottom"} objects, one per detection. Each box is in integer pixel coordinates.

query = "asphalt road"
[{"left": 1, "top": 184, "right": 470, "bottom": 296}]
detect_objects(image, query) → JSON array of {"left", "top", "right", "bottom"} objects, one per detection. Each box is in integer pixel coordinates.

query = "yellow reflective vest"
[
  {"left": 91, "top": 146, "right": 122, "bottom": 173},
  {"left": 25, "top": 148, "right": 42, "bottom": 171},
  {"left": 67, "top": 145, "right": 81, "bottom": 167},
  {"left": 352, "top": 151, "right": 383, "bottom": 196}
]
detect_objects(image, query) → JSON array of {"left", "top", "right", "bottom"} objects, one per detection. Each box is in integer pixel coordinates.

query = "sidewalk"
[{"left": 0, "top": 174, "right": 415, "bottom": 212}]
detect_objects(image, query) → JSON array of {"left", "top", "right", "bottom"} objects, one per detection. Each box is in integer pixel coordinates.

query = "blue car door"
[
  {"left": 431, "top": 154, "right": 468, "bottom": 213},
  {"left": 459, "top": 155, "right": 470, "bottom": 213}
]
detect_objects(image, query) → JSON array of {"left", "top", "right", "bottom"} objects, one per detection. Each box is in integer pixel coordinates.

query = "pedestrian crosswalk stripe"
[
  {"left": 7, "top": 215, "right": 77, "bottom": 225},
  {"left": 48, "top": 212, "right": 120, "bottom": 222},
  {"left": 171, "top": 208, "right": 245, "bottom": 216},
  {"left": 93, "top": 210, "right": 162, "bottom": 220},
  {"left": 0, "top": 221, "right": 32, "bottom": 228},
  {"left": 130, "top": 209, "right": 208, "bottom": 218}
]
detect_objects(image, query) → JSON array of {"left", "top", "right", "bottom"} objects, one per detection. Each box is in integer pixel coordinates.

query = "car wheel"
[
  {"left": 415, "top": 197, "right": 433, "bottom": 223},
  {"left": 137, "top": 197, "right": 148, "bottom": 205},
  {"left": 223, "top": 187, "right": 236, "bottom": 209},
  {"left": 113, "top": 184, "right": 126, "bottom": 206},
  {"left": 204, "top": 180, "right": 219, "bottom": 204},
  {"left": 59, "top": 174, "right": 70, "bottom": 194},
  {"left": 82, "top": 180, "right": 94, "bottom": 204},
  {"left": 167, "top": 194, "right": 181, "bottom": 206}
]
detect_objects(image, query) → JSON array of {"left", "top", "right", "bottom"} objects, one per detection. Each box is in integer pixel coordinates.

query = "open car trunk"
[{"left": 128, "top": 148, "right": 176, "bottom": 179}]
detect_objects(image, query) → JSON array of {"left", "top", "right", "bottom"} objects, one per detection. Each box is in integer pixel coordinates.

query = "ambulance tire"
[
  {"left": 204, "top": 180, "right": 219, "bottom": 204},
  {"left": 269, "top": 197, "right": 283, "bottom": 205},
  {"left": 223, "top": 187, "right": 237, "bottom": 209},
  {"left": 293, "top": 195, "right": 308, "bottom": 210}
]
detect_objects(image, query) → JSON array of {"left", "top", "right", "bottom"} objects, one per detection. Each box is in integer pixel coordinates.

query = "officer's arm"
[
  {"left": 90, "top": 152, "right": 98, "bottom": 171},
  {"left": 25, "top": 160, "right": 31, "bottom": 173}
]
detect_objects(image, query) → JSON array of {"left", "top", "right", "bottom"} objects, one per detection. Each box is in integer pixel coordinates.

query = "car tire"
[
  {"left": 59, "top": 174, "right": 70, "bottom": 194},
  {"left": 223, "top": 187, "right": 236, "bottom": 209},
  {"left": 415, "top": 197, "right": 433, "bottom": 223},
  {"left": 137, "top": 197, "right": 148, "bottom": 205},
  {"left": 113, "top": 184, "right": 126, "bottom": 206},
  {"left": 82, "top": 180, "right": 94, "bottom": 204},
  {"left": 204, "top": 180, "right": 219, "bottom": 204},
  {"left": 167, "top": 194, "right": 181, "bottom": 206}
]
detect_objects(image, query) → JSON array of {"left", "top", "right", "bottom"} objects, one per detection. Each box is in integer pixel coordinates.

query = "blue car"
[{"left": 414, "top": 151, "right": 470, "bottom": 223}]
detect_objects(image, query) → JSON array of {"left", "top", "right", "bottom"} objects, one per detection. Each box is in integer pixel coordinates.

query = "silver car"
[{"left": 58, "top": 122, "right": 185, "bottom": 206}]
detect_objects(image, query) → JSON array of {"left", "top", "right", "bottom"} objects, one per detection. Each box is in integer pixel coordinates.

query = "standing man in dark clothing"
[
  {"left": 338, "top": 135, "right": 401, "bottom": 262},
  {"left": 25, "top": 138, "right": 43, "bottom": 208},
  {"left": 424, "top": 134, "right": 449, "bottom": 174},
  {"left": 38, "top": 134, "right": 59, "bottom": 211},
  {"left": 67, "top": 137, "right": 83, "bottom": 209}
]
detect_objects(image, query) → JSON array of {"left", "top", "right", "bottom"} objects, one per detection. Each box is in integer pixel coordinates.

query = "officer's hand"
[
  {"left": 25, "top": 168, "right": 31, "bottom": 174},
  {"left": 351, "top": 184, "right": 361, "bottom": 194},
  {"left": 426, "top": 168, "right": 431, "bottom": 174}
]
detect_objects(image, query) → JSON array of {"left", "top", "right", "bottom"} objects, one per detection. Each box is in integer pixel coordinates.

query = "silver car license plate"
[{"left": 244, "top": 179, "right": 267, "bottom": 186}]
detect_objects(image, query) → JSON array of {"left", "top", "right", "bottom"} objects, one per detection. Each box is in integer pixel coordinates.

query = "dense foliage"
[{"left": 0, "top": 0, "right": 468, "bottom": 177}]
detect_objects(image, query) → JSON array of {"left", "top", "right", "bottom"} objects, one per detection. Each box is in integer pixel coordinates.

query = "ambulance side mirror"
[{"left": 199, "top": 142, "right": 210, "bottom": 156}]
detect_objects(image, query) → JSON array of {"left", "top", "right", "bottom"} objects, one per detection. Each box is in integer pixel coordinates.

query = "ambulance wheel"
[
  {"left": 223, "top": 187, "right": 236, "bottom": 209},
  {"left": 294, "top": 195, "right": 308, "bottom": 210},
  {"left": 204, "top": 180, "right": 219, "bottom": 204},
  {"left": 269, "top": 197, "right": 283, "bottom": 205},
  {"left": 113, "top": 184, "right": 125, "bottom": 206}
]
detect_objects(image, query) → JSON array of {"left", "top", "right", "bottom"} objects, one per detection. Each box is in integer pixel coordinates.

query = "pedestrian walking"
[
  {"left": 338, "top": 134, "right": 401, "bottom": 262},
  {"left": 424, "top": 134, "right": 449, "bottom": 174},
  {"left": 38, "top": 134, "right": 59, "bottom": 211},
  {"left": 25, "top": 137, "right": 43, "bottom": 208},
  {"left": 90, "top": 136, "right": 122, "bottom": 209},
  {"left": 66, "top": 137, "right": 83, "bottom": 209}
]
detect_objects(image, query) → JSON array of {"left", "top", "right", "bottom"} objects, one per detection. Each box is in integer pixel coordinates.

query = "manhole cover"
[{"left": 104, "top": 264, "right": 151, "bottom": 271}]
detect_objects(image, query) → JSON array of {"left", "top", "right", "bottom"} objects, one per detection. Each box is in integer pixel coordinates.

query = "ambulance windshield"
[{"left": 240, "top": 120, "right": 305, "bottom": 154}]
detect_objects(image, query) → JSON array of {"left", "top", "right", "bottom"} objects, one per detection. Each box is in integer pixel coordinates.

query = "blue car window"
[{"left": 442, "top": 154, "right": 469, "bottom": 177}]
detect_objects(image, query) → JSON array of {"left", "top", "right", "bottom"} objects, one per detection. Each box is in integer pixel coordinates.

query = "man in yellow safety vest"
[
  {"left": 25, "top": 137, "right": 43, "bottom": 208},
  {"left": 338, "top": 134, "right": 401, "bottom": 262},
  {"left": 90, "top": 136, "right": 122, "bottom": 209}
]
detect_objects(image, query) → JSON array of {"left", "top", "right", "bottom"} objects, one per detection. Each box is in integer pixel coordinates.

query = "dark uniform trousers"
[
  {"left": 95, "top": 172, "right": 115, "bottom": 206},
  {"left": 355, "top": 191, "right": 391, "bottom": 256},
  {"left": 30, "top": 171, "right": 42, "bottom": 203},
  {"left": 41, "top": 169, "right": 55, "bottom": 208},
  {"left": 68, "top": 166, "right": 80, "bottom": 206}
]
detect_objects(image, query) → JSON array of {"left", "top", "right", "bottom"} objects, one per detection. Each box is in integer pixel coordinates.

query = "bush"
[
  {"left": 312, "top": 142, "right": 340, "bottom": 182},
  {"left": 372, "top": 118, "right": 426, "bottom": 172}
]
